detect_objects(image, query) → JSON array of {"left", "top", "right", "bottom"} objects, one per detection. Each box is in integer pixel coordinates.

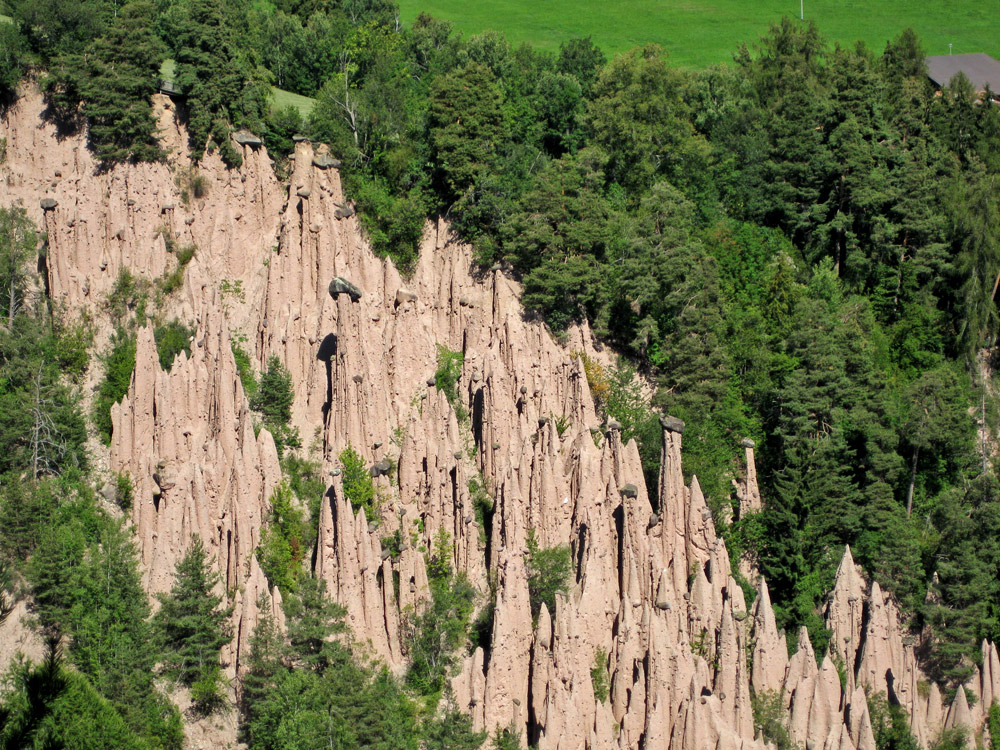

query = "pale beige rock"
[
  {"left": 945, "top": 686, "right": 976, "bottom": 749},
  {"left": 785, "top": 627, "right": 818, "bottom": 708},
  {"left": 982, "top": 641, "right": 994, "bottom": 716},
  {"left": 847, "top": 686, "right": 877, "bottom": 750},
  {"left": 826, "top": 546, "right": 866, "bottom": 696},
  {"left": 856, "top": 582, "right": 904, "bottom": 701},
  {"left": 807, "top": 655, "right": 844, "bottom": 745},
  {"left": 751, "top": 577, "right": 787, "bottom": 696},
  {"left": 0, "top": 600, "right": 45, "bottom": 669}
]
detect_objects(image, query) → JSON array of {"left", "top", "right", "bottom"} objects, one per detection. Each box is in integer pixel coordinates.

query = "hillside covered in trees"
[{"left": 2, "top": 0, "right": 1000, "bottom": 748}]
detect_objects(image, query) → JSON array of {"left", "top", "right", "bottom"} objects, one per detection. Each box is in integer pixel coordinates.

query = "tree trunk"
[
  {"left": 8, "top": 266, "right": 15, "bottom": 328},
  {"left": 906, "top": 445, "right": 919, "bottom": 517}
]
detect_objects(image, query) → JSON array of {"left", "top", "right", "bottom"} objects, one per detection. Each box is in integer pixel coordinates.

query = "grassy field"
[
  {"left": 269, "top": 87, "right": 317, "bottom": 119},
  {"left": 160, "top": 60, "right": 316, "bottom": 117},
  {"left": 396, "top": 0, "right": 999, "bottom": 68}
]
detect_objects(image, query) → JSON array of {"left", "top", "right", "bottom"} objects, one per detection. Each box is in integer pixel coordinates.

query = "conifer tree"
[
  {"left": 73, "top": 523, "right": 183, "bottom": 748},
  {"left": 283, "top": 575, "right": 347, "bottom": 673},
  {"left": 0, "top": 640, "right": 150, "bottom": 750},
  {"left": 172, "top": 0, "right": 270, "bottom": 168},
  {"left": 153, "top": 536, "right": 233, "bottom": 691},
  {"left": 249, "top": 355, "right": 297, "bottom": 455},
  {"left": 238, "top": 595, "right": 283, "bottom": 743},
  {"left": 79, "top": 2, "right": 165, "bottom": 164}
]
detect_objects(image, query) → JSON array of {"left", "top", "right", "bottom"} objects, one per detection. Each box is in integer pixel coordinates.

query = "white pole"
[{"left": 800, "top": 0, "right": 804, "bottom": 19}]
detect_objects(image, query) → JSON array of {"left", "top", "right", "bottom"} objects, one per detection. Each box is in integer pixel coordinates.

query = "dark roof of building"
[{"left": 926, "top": 53, "right": 1000, "bottom": 92}]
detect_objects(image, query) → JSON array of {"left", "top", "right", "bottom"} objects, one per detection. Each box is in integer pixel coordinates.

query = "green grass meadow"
[
  {"left": 396, "top": 0, "right": 998, "bottom": 68},
  {"left": 160, "top": 60, "right": 316, "bottom": 117}
]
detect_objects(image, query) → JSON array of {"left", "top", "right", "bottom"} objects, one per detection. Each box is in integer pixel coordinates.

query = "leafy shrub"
[
  {"left": 929, "top": 728, "right": 968, "bottom": 750},
  {"left": 263, "top": 105, "right": 303, "bottom": 161},
  {"left": 591, "top": 647, "right": 609, "bottom": 701},
  {"left": 348, "top": 176, "right": 428, "bottom": 273},
  {"left": 490, "top": 723, "right": 523, "bottom": 750},
  {"left": 868, "top": 693, "right": 919, "bottom": 750},
  {"left": 752, "top": 690, "right": 798, "bottom": 750},
  {"left": 471, "top": 594, "right": 496, "bottom": 655},
  {"left": 605, "top": 360, "right": 661, "bottom": 497},
  {"left": 177, "top": 168, "right": 208, "bottom": 204},
  {"left": 114, "top": 472, "right": 134, "bottom": 511},
  {"left": 423, "top": 700, "right": 488, "bottom": 750},
  {"left": 338, "top": 443, "right": 376, "bottom": 516},
  {"left": 281, "top": 452, "right": 325, "bottom": 543},
  {"left": 49, "top": 311, "right": 93, "bottom": 382},
  {"left": 157, "top": 243, "right": 196, "bottom": 296},
  {"left": 230, "top": 336, "right": 257, "bottom": 400},
  {"left": 469, "top": 474, "right": 494, "bottom": 540},
  {"left": 190, "top": 664, "right": 227, "bottom": 716},
  {"left": 405, "top": 531, "right": 476, "bottom": 698},
  {"left": 219, "top": 279, "right": 246, "bottom": 303},
  {"left": 257, "top": 483, "right": 308, "bottom": 593},
  {"left": 989, "top": 703, "right": 1000, "bottom": 750},
  {"left": 175, "top": 244, "right": 196, "bottom": 267},
  {"left": 577, "top": 351, "right": 610, "bottom": 408},
  {"left": 153, "top": 320, "right": 194, "bottom": 370},
  {"left": 434, "top": 344, "right": 466, "bottom": 421},
  {"left": 94, "top": 328, "right": 137, "bottom": 444},
  {"left": 554, "top": 413, "right": 571, "bottom": 437},
  {"left": 526, "top": 528, "right": 572, "bottom": 622},
  {"left": 249, "top": 356, "right": 297, "bottom": 456},
  {"left": 105, "top": 268, "right": 149, "bottom": 324},
  {"left": 381, "top": 530, "right": 402, "bottom": 559}
]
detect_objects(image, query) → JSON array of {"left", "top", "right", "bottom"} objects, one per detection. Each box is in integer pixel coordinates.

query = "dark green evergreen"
[
  {"left": 93, "top": 328, "right": 137, "bottom": 445},
  {"left": 153, "top": 536, "right": 233, "bottom": 698},
  {"left": 42, "top": 1, "right": 165, "bottom": 163},
  {"left": 249, "top": 355, "right": 297, "bottom": 455},
  {"left": 170, "top": 0, "right": 270, "bottom": 167},
  {"left": 0, "top": 644, "right": 151, "bottom": 750}
]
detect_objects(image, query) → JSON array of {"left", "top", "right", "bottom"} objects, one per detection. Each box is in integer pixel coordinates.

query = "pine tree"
[
  {"left": 238, "top": 595, "right": 283, "bottom": 745},
  {"left": 249, "top": 355, "right": 297, "bottom": 455},
  {"left": 153, "top": 536, "right": 233, "bottom": 689},
  {"left": 72, "top": 523, "right": 183, "bottom": 749},
  {"left": 79, "top": 2, "right": 165, "bottom": 164},
  {"left": 0, "top": 640, "right": 151, "bottom": 750},
  {"left": 172, "top": 0, "right": 270, "bottom": 168},
  {"left": 250, "top": 356, "right": 294, "bottom": 426},
  {"left": 283, "top": 575, "right": 347, "bottom": 673}
]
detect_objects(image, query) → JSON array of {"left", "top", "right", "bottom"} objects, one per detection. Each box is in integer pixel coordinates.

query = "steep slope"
[{"left": 1, "top": 88, "right": 997, "bottom": 750}]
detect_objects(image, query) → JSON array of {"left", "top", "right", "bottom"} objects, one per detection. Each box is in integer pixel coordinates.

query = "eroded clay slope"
[{"left": 2, "top": 88, "right": 996, "bottom": 750}]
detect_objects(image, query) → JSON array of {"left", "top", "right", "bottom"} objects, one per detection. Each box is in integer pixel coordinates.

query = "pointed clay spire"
[{"left": 752, "top": 577, "right": 788, "bottom": 695}]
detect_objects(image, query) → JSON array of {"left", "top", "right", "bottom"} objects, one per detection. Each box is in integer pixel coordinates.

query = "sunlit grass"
[{"left": 397, "top": 0, "right": 997, "bottom": 68}]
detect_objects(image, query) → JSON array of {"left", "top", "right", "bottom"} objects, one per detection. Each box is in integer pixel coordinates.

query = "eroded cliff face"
[{"left": 1, "top": 89, "right": 996, "bottom": 750}]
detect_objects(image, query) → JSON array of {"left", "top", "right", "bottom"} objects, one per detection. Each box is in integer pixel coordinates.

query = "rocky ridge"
[{"left": 1, "top": 88, "right": 997, "bottom": 749}]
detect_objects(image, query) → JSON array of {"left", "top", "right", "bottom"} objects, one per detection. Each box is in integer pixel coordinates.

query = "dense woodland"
[{"left": 2, "top": 0, "right": 1000, "bottom": 747}]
